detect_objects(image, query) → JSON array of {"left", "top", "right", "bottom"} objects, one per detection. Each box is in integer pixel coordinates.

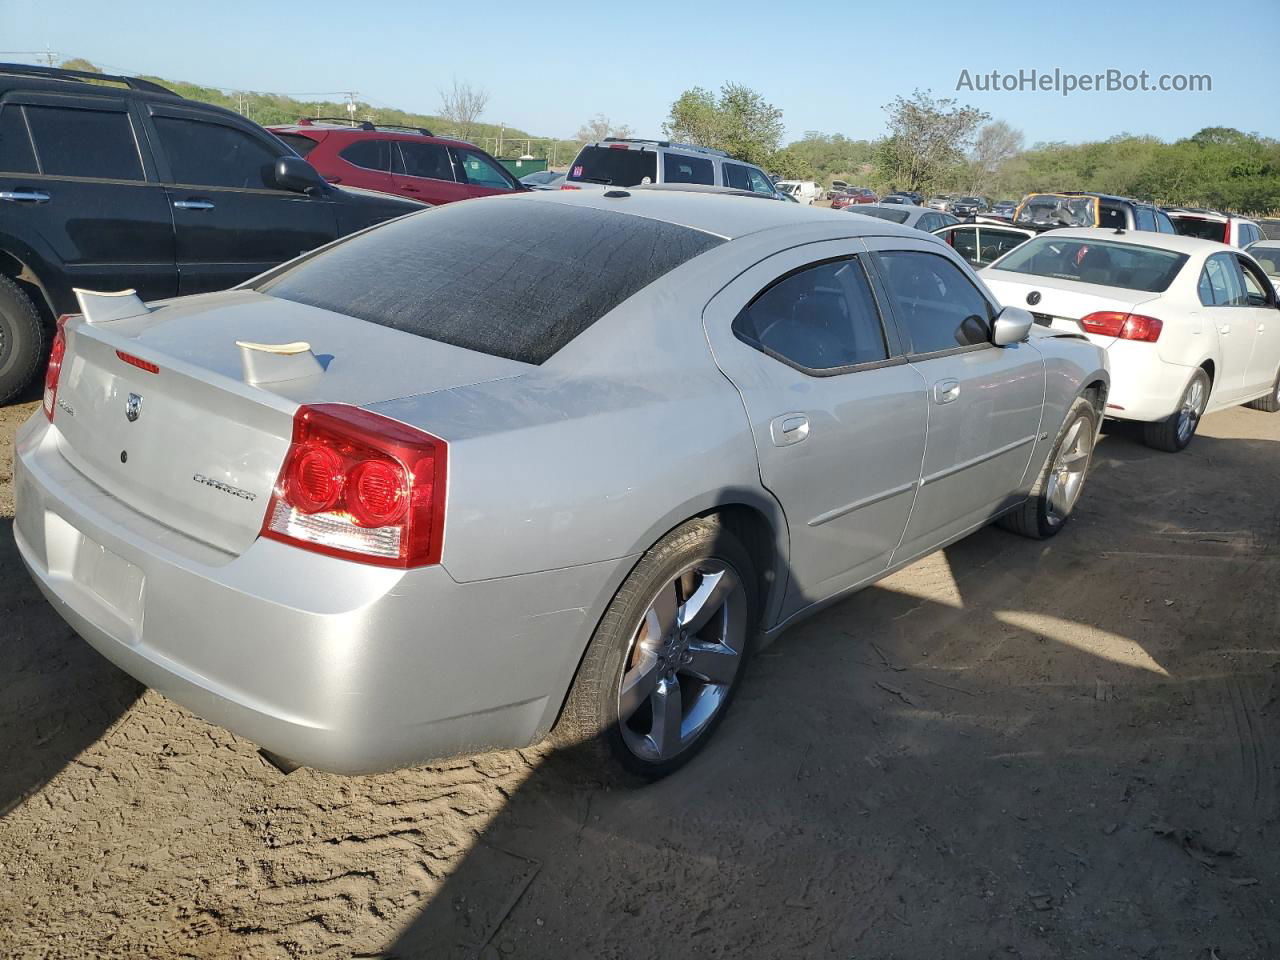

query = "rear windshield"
[
  {"left": 1252, "top": 246, "right": 1280, "bottom": 275},
  {"left": 1171, "top": 216, "right": 1229, "bottom": 243},
  {"left": 258, "top": 199, "right": 722, "bottom": 364},
  {"left": 850, "top": 207, "right": 910, "bottom": 224},
  {"left": 567, "top": 145, "right": 658, "bottom": 186},
  {"left": 1015, "top": 194, "right": 1095, "bottom": 228},
  {"left": 274, "top": 132, "right": 319, "bottom": 158},
  {"left": 991, "top": 236, "right": 1188, "bottom": 292}
]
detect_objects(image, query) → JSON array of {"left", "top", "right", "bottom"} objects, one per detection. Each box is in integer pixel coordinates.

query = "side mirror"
[
  {"left": 992, "top": 305, "right": 1033, "bottom": 346},
  {"left": 273, "top": 156, "right": 324, "bottom": 194}
]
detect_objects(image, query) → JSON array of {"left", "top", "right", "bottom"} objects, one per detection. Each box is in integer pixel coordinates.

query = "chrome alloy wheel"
[
  {"left": 616, "top": 560, "right": 748, "bottom": 763},
  {"left": 1045, "top": 415, "right": 1093, "bottom": 526},
  {"left": 1177, "top": 376, "right": 1207, "bottom": 445}
]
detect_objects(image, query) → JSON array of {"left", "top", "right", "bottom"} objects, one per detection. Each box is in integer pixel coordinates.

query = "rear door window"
[
  {"left": 732, "top": 257, "right": 890, "bottom": 372},
  {"left": 153, "top": 116, "right": 280, "bottom": 189},
  {"left": 567, "top": 145, "right": 657, "bottom": 186},
  {"left": 946, "top": 227, "right": 979, "bottom": 263},
  {"left": 339, "top": 139, "right": 391, "bottom": 171},
  {"left": 25, "top": 104, "right": 143, "bottom": 181},
  {"left": 663, "top": 153, "right": 714, "bottom": 185},
  {"left": 875, "top": 250, "right": 993, "bottom": 354},
  {"left": 258, "top": 199, "right": 723, "bottom": 364},
  {"left": 0, "top": 105, "right": 36, "bottom": 173},
  {"left": 395, "top": 141, "right": 453, "bottom": 181},
  {"left": 722, "top": 161, "right": 750, "bottom": 190},
  {"left": 1134, "top": 206, "right": 1156, "bottom": 231}
]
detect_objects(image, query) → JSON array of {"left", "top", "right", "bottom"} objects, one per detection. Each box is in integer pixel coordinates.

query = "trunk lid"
[
  {"left": 981, "top": 271, "right": 1162, "bottom": 346},
  {"left": 53, "top": 290, "right": 526, "bottom": 555}
]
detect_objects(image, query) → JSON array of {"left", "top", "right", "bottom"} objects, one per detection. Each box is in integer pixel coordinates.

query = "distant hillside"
[{"left": 59, "top": 58, "right": 581, "bottom": 163}]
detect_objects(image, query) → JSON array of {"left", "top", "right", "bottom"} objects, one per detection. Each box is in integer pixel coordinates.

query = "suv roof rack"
[
  {"left": 601, "top": 137, "right": 729, "bottom": 158},
  {"left": 0, "top": 61, "right": 175, "bottom": 95},
  {"left": 296, "top": 118, "right": 435, "bottom": 137}
]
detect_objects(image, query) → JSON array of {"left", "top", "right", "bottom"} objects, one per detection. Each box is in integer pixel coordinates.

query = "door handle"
[
  {"left": 173, "top": 199, "right": 215, "bottom": 211},
  {"left": 0, "top": 190, "right": 50, "bottom": 203},
  {"left": 770, "top": 413, "right": 810, "bottom": 447},
  {"left": 1260, "top": 323, "right": 1267, "bottom": 333},
  {"left": 933, "top": 379, "right": 960, "bottom": 404},
  {"left": 1219, "top": 323, "right": 1231, "bottom": 334}
]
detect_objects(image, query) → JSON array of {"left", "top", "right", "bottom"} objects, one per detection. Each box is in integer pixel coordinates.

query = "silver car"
[
  {"left": 14, "top": 191, "right": 1108, "bottom": 780},
  {"left": 845, "top": 203, "right": 958, "bottom": 233}
]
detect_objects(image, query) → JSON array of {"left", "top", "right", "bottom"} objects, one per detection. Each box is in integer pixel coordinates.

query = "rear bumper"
[
  {"left": 1043, "top": 322, "right": 1194, "bottom": 422},
  {"left": 14, "top": 415, "right": 631, "bottom": 774}
]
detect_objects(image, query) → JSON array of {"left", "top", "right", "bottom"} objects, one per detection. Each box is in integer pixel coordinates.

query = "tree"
[
  {"left": 663, "top": 83, "right": 784, "bottom": 167},
  {"left": 967, "top": 120, "right": 1024, "bottom": 191},
  {"left": 59, "top": 58, "right": 103, "bottom": 73},
  {"left": 766, "top": 148, "right": 811, "bottom": 181},
  {"left": 576, "top": 114, "right": 633, "bottom": 143},
  {"left": 873, "top": 89, "right": 989, "bottom": 194},
  {"left": 438, "top": 79, "right": 489, "bottom": 141}
]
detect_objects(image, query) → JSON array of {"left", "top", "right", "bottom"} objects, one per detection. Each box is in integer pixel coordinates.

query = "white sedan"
[{"left": 982, "top": 229, "right": 1280, "bottom": 451}]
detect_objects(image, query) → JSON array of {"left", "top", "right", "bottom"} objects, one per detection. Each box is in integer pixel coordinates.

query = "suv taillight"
[
  {"left": 1079, "top": 311, "right": 1163, "bottom": 343},
  {"left": 261, "top": 404, "right": 447, "bottom": 568},
  {"left": 43, "top": 315, "right": 71, "bottom": 421}
]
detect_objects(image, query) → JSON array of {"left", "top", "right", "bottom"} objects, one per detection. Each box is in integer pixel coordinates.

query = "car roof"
[
  {"left": 1026, "top": 227, "right": 1236, "bottom": 255},
  {"left": 268, "top": 123, "right": 477, "bottom": 149},
  {"left": 509, "top": 187, "right": 919, "bottom": 241}
]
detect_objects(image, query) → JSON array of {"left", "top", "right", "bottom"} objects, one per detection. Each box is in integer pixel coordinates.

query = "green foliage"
[
  {"left": 873, "top": 89, "right": 989, "bottom": 194},
  {"left": 783, "top": 132, "right": 874, "bottom": 186},
  {"left": 663, "top": 83, "right": 785, "bottom": 167}
]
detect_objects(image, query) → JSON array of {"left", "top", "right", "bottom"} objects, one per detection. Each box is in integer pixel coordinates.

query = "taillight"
[
  {"left": 43, "top": 314, "right": 70, "bottom": 421},
  {"left": 1079, "top": 311, "right": 1163, "bottom": 342},
  {"left": 261, "top": 404, "right": 447, "bottom": 568}
]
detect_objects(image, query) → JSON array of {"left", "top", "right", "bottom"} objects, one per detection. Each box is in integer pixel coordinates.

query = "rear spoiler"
[{"left": 73, "top": 288, "right": 151, "bottom": 324}]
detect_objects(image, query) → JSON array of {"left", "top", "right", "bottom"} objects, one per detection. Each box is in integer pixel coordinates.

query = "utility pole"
[
  {"left": 344, "top": 92, "right": 359, "bottom": 126},
  {"left": 497, "top": 122, "right": 504, "bottom": 158}
]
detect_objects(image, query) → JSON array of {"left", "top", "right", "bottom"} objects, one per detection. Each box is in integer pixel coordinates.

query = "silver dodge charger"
[{"left": 14, "top": 190, "right": 1108, "bottom": 780}]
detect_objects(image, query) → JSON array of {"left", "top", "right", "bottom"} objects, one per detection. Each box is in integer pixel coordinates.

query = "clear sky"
[{"left": 7, "top": 0, "right": 1272, "bottom": 145}]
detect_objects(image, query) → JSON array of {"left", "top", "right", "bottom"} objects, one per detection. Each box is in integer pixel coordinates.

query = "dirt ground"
[{"left": 1, "top": 392, "right": 1277, "bottom": 960}]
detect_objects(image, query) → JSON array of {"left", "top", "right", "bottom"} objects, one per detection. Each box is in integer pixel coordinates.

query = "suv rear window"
[
  {"left": 568, "top": 145, "right": 657, "bottom": 186},
  {"left": 258, "top": 199, "right": 723, "bottom": 364},
  {"left": 275, "top": 132, "right": 319, "bottom": 158},
  {"left": 1170, "top": 216, "right": 1229, "bottom": 243},
  {"left": 992, "top": 236, "right": 1188, "bottom": 293}
]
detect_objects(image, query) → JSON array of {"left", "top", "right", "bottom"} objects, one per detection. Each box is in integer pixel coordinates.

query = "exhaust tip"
[{"left": 259, "top": 748, "right": 303, "bottom": 775}]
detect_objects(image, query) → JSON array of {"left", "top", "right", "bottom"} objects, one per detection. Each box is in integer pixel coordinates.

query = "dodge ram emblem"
[{"left": 125, "top": 393, "right": 143, "bottom": 423}]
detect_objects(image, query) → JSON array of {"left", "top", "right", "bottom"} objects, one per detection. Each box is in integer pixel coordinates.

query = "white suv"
[
  {"left": 564, "top": 138, "right": 782, "bottom": 198},
  {"left": 1166, "top": 208, "right": 1265, "bottom": 247}
]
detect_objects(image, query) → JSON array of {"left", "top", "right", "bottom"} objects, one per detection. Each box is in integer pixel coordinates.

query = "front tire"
[
  {"left": 551, "top": 516, "right": 758, "bottom": 782},
  {"left": 0, "top": 275, "right": 46, "bottom": 405},
  {"left": 1143, "top": 368, "right": 1209, "bottom": 452},
  {"left": 1243, "top": 368, "right": 1280, "bottom": 413},
  {"left": 998, "top": 396, "right": 1097, "bottom": 540}
]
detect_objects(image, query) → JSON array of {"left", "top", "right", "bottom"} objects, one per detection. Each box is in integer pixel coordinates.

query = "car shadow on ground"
[
  {"left": 0, "top": 516, "right": 142, "bottom": 818},
  {"left": 375, "top": 427, "right": 1280, "bottom": 959}
]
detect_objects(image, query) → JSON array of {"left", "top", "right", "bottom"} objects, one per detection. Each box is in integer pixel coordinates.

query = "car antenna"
[{"left": 1114, "top": 227, "right": 1126, "bottom": 235}]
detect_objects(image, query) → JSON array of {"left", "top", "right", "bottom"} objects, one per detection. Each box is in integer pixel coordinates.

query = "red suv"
[{"left": 268, "top": 119, "right": 526, "bottom": 205}]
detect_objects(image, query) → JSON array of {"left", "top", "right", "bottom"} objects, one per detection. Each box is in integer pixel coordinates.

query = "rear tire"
[
  {"left": 998, "top": 396, "right": 1097, "bottom": 540},
  {"left": 1143, "top": 368, "right": 1209, "bottom": 453},
  {"left": 0, "top": 275, "right": 46, "bottom": 405},
  {"left": 1243, "top": 368, "right": 1280, "bottom": 413},
  {"left": 550, "top": 515, "right": 759, "bottom": 783}
]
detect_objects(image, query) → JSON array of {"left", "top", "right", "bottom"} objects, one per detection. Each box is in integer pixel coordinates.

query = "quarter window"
[
  {"left": 395, "top": 141, "right": 453, "bottom": 181},
  {"left": 947, "top": 227, "right": 979, "bottom": 264},
  {"left": 25, "top": 104, "right": 143, "bottom": 181},
  {"left": 339, "top": 139, "right": 391, "bottom": 172},
  {"left": 732, "top": 257, "right": 889, "bottom": 372},
  {"left": 274, "top": 132, "right": 319, "bottom": 158},
  {"left": 0, "top": 105, "right": 36, "bottom": 173},
  {"left": 154, "top": 117, "right": 279, "bottom": 189},
  {"left": 663, "top": 153, "right": 714, "bottom": 185},
  {"left": 875, "top": 250, "right": 993, "bottom": 354}
]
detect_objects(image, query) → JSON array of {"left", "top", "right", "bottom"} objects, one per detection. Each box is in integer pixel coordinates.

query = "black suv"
[{"left": 0, "top": 63, "right": 424, "bottom": 402}]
